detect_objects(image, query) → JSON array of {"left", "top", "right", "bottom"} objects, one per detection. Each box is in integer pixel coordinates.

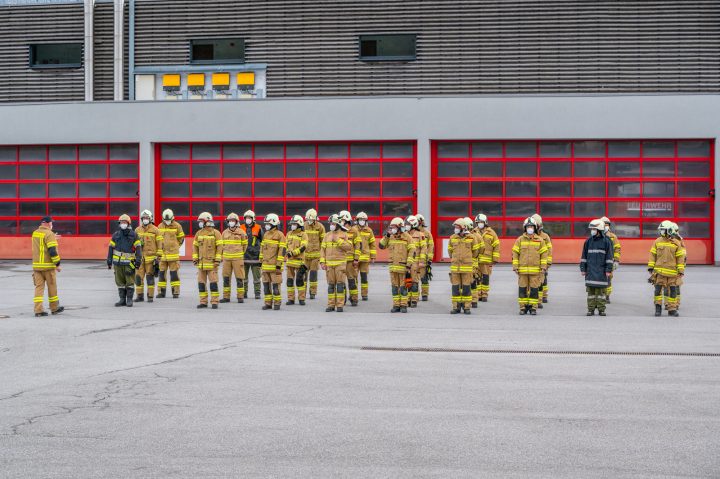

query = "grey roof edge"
[{"left": 134, "top": 64, "right": 268, "bottom": 74}]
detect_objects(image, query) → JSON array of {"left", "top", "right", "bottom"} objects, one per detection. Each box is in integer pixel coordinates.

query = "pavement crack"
[
  {"left": 286, "top": 325, "right": 322, "bottom": 337},
  {"left": 78, "top": 320, "right": 168, "bottom": 337},
  {"left": 0, "top": 390, "right": 26, "bottom": 401}
]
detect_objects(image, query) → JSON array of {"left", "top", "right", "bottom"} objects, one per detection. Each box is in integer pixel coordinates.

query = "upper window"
[
  {"left": 359, "top": 34, "right": 416, "bottom": 61},
  {"left": 29, "top": 43, "right": 82, "bottom": 69},
  {"left": 190, "top": 39, "right": 245, "bottom": 64}
]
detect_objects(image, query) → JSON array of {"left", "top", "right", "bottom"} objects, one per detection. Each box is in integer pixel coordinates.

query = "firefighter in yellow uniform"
[
  {"left": 670, "top": 222, "right": 687, "bottom": 309},
  {"left": 448, "top": 218, "right": 483, "bottom": 315},
  {"left": 379, "top": 217, "right": 416, "bottom": 313},
  {"left": 303, "top": 208, "right": 325, "bottom": 300},
  {"left": 260, "top": 213, "right": 286, "bottom": 310},
  {"left": 600, "top": 216, "right": 621, "bottom": 303},
  {"left": 134, "top": 209, "right": 163, "bottom": 303},
  {"left": 512, "top": 217, "right": 548, "bottom": 316},
  {"left": 31, "top": 216, "right": 64, "bottom": 317},
  {"left": 286, "top": 215, "right": 309, "bottom": 306},
  {"left": 192, "top": 212, "right": 223, "bottom": 309},
  {"left": 355, "top": 212, "right": 376, "bottom": 301},
  {"left": 464, "top": 217, "right": 483, "bottom": 307},
  {"left": 320, "top": 214, "right": 353, "bottom": 312},
  {"left": 405, "top": 215, "right": 427, "bottom": 308},
  {"left": 475, "top": 213, "right": 500, "bottom": 302},
  {"left": 648, "top": 220, "right": 685, "bottom": 317},
  {"left": 338, "top": 210, "right": 363, "bottom": 306},
  {"left": 531, "top": 214, "right": 553, "bottom": 306},
  {"left": 416, "top": 213, "right": 434, "bottom": 302},
  {"left": 157, "top": 208, "right": 185, "bottom": 299},
  {"left": 220, "top": 212, "right": 248, "bottom": 303}
]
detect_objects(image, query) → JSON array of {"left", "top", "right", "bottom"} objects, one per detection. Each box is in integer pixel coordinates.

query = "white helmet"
[
  {"left": 140, "top": 209, "right": 153, "bottom": 221},
  {"left": 305, "top": 208, "right": 318, "bottom": 221},
  {"left": 338, "top": 210, "right": 352, "bottom": 224},
  {"left": 162, "top": 208, "right": 174, "bottom": 221},
  {"left": 415, "top": 213, "right": 426, "bottom": 226},
  {"left": 475, "top": 213, "right": 488, "bottom": 225},
  {"left": 390, "top": 217, "right": 404, "bottom": 228},
  {"left": 452, "top": 218, "right": 467, "bottom": 231},
  {"left": 463, "top": 217, "right": 474, "bottom": 229},
  {"left": 329, "top": 214, "right": 342, "bottom": 225},
  {"left": 406, "top": 215, "right": 420, "bottom": 229},
  {"left": 658, "top": 220, "right": 673, "bottom": 236},
  {"left": 197, "top": 212, "right": 213, "bottom": 223},
  {"left": 265, "top": 213, "right": 280, "bottom": 227},
  {"left": 356, "top": 211, "right": 368, "bottom": 221},
  {"left": 600, "top": 216, "right": 611, "bottom": 226},
  {"left": 588, "top": 219, "right": 605, "bottom": 231},
  {"left": 523, "top": 217, "right": 538, "bottom": 231},
  {"left": 531, "top": 213, "right": 543, "bottom": 227},
  {"left": 289, "top": 214, "right": 305, "bottom": 228},
  {"left": 243, "top": 210, "right": 256, "bottom": 220}
]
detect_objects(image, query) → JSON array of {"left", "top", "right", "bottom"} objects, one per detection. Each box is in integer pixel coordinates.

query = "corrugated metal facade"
[
  {"left": 0, "top": 2, "right": 85, "bottom": 102},
  {"left": 1, "top": 0, "right": 719, "bottom": 102},
  {"left": 93, "top": 1, "right": 128, "bottom": 101}
]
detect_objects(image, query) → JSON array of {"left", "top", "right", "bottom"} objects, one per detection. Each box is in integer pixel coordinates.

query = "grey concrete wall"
[{"left": 1, "top": 95, "right": 718, "bottom": 260}]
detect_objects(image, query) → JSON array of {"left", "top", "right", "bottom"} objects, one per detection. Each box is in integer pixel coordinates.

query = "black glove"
[
  {"left": 276, "top": 265, "right": 282, "bottom": 271},
  {"left": 385, "top": 232, "right": 391, "bottom": 238},
  {"left": 648, "top": 267, "right": 654, "bottom": 273},
  {"left": 107, "top": 262, "right": 112, "bottom": 270},
  {"left": 298, "top": 264, "right": 307, "bottom": 276}
]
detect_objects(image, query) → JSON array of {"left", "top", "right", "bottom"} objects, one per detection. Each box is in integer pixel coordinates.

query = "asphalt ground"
[{"left": 1, "top": 261, "right": 719, "bottom": 478}]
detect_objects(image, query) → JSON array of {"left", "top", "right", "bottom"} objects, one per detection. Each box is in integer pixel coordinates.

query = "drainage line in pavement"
[{"left": 360, "top": 347, "right": 720, "bottom": 357}]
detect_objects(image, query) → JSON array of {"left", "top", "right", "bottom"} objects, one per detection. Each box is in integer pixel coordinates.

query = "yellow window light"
[
  {"left": 212, "top": 72, "right": 230, "bottom": 87},
  {"left": 162, "top": 74, "right": 181, "bottom": 88},
  {"left": 237, "top": 72, "right": 255, "bottom": 86},
  {"left": 187, "top": 73, "right": 206, "bottom": 88}
]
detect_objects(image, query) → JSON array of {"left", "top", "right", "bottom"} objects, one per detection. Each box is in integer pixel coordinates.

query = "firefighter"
[
  {"left": 465, "top": 217, "right": 482, "bottom": 307},
  {"left": 241, "top": 210, "right": 263, "bottom": 300},
  {"left": 600, "top": 216, "right": 621, "bottom": 303},
  {"left": 512, "top": 217, "right": 548, "bottom": 315},
  {"left": 475, "top": 213, "right": 500, "bottom": 302},
  {"left": 378, "top": 217, "right": 416, "bottom": 313},
  {"left": 31, "top": 216, "right": 64, "bottom": 317},
  {"left": 355, "top": 212, "right": 376, "bottom": 301},
  {"left": 107, "top": 214, "right": 143, "bottom": 307},
  {"left": 320, "top": 214, "right": 353, "bottom": 312},
  {"left": 220, "top": 212, "right": 248, "bottom": 303},
  {"left": 649, "top": 220, "right": 685, "bottom": 317},
  {"left": 192, "top": 212, "right": 223, "bottom": 309},
  {"left": 448, "top": 218, "right": 482, "bottom": 314},
  {"left": 531, "top": 213, "right": 553, "bottom": 306},
  {"left": 260, "top": 213, "right": 286, "bottom": 310},
  {"left": 134, "top": 209, "right": 163, "bottom": 303},
  {"left": 405, "top": 215, "right": 427, "bottom": 308},
  {"left": 670, "top": 222, "right": 687, "bottom": 309},
  {"left": 303, "top": 208, "right": 325, "bottom": 299},
  {"left": 580, "top": 219, "right": 614, "bottom": 316},
  {"left": 286, "top": 215, "right": 308, "bottom": 306},
  {"left": 338, "top": 210, "right": 363, "bottom": 306},
  {"left": 157, "top": 208, "right": 185, "bottom": 299},
  {"left": 416, "top": 213, "right": 434, "bottom": 301}
]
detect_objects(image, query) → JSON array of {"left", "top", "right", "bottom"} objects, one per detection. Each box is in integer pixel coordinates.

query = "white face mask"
[
  {"left": 604, "top": 226, "right": 610, "bottom": 233},
  {"left": 228, "top": 221, "right": 237, "bottom": 228},
  {"left": 164, "top": 219, "right": 172, "bottom": 225},
  {"left": 389, "top": 227, "right": 398, "bottom": 235},
  {"left": 290, "top": 224, "right": 298, "bottom": 231},
  {"left": 142, "top": 218, "right": 150, "bottom": 226},
  {"left": 591, "top": 229, "right": 598, "bottom": 236},
  {"left": 477, "top": 222, "right": 485, "bottom": 229},
  {"left": 307, "top": 219, "right": 314, "bottom": 225},
  {"left": 198, "top": 221, "right": 205, "bottom": 229},
  {"left": 454, "top": 227, "right": 461, "bottom": 235},
  {"left": 526, "top": 227, "right": 535, "bottom": 235},
  {"left": 265, "top": 224, "right": 272, "bottom": 231},
  {"left": 358, "top": 220, "right": 366, "bottom": 227},
  {"left": 329, "top": 224, "right": 337, "bottom": 231},
  {"left": 119, "top": 223, "right": 128, "bottom": 230},
  {"left": 246, "top": 218, "right": 253, "bottom": 225}
]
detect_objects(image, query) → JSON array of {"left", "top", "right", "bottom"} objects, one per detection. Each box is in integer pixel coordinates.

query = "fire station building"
[{"left": 0, "top": 0, "right": 718, "bottom": 264}]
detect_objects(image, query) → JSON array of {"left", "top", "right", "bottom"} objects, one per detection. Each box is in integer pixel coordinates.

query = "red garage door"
[
  {"left": 156, "top": 141, "right": 417, "bottom": 238},
  {"left": 431, "top": 140, "right": 714, "bottom": 264}
]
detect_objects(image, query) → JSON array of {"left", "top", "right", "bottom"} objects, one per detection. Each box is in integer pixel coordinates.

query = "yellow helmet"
[
  {"left": 265, "top": 213, "right": 280, "bottom": 226},
  {"left": 162, "top": 209, "right": 174, "bottom": 221},
  {"left": 290, "top": 214, "right": 305, "bottom": 228},
  {"left": 118, "top": 214, "right": 131, "bottom": 223},
  {"left": 226, "top": 212, "right": 240, "bottom": 222},
  {"left": 197, "top": 212, "right": 213, "bottom": 223},
  {"left": 305, "top": 208, "right": 318, "bottom": 221}
]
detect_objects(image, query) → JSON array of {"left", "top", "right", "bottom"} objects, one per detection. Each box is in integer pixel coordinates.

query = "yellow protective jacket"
[
  {"left": 648, "top": 236, "right": 686, "bottom": 277},
  {"left": 320, "top": 230, "right": 353, "bottom": 267},
  {"left": 448, "top": 232, "right": 482, "bottom": 273},
  {"left": 538, "top": 230, "right": 553, "bottom": 267},
  {"left": 346, "top": 226, "right": 363, "bottom": 262},
  {"left": 192, "top": 227, "right": 222, "bottom": 270},
  {"left": 159, "top": 221, "right": 185, "bottom": 262},
  {"left": 221, "top": 227, "right": 248, "bottom": 261},
  {"left": 286, "top": 229, "right": 308, "bottom": 268},
  {"left": 357, "top": 225, "right": 377, "bottom": 262},
  {"left": 304, "top": 221, "right": 326, "bottom": 260},
  {"left": 606, "top": 231, "right": 621, "bottom": 262},
  {"left": 420, "top": 226, "right": 435, "bottom": 262},
  {"left": 32, "top": 226, "right": 60, "bottom": 271},
  {"left": 407, "top": 228, "right": 428, "bottom": 266},
  {"left": 379, "top": 232, "right": 415, "bottom": 273},
  {"left": 135, "top": 224, "right": 163, "bottom": 261},
  {"left": 260, "top": 228, "right": 287, "bottom": 271},
  {"left": 512, "top": 233, "right": 548, "bottom": 274},
  {"left": 477, "top": 226, "right": 500, "bottom": 264}
]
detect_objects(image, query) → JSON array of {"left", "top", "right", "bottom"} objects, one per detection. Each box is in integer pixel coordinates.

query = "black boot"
[
  {"left": 51, "top": 306, "right": 64, "bottom": 315},
  {"left": 655, "top": 304, "right": 662, "bottom": 317},
  {"left": 286, "top": 300, "right": 295, "bottom": 305},
  {"left": 325, "top": 306, "right": 335, "bottom": 312},
  {"left": 586, "top": 310, "right": 595, "bottom": 316},
  {"left": 115, "top": 288, "right": 126, "bottom": 307},
  {"left": 463, "top": 308, "right": 471, "bottom": 315},
  {"left": 391, "top": 306, "right": 400, "bottom": 313},
  {"left": 156, "top": 290, "right": 166, "bottom": 298},
  {"left": 598, "top": 310, "right": 606, "bottom": 316},
  {"left": 135, "top": 293, "right": 144, "bottom": 302},
  {"left": 336, "top": 307, "right": 344, "bottom": 312},
  {"left": 219, "top": 298, "right": 230, "bottom": 303},
  {"left": 450, "top": 308, "right": 460, "bottom": 315},
  {"left": 669, "top": 310, "right": 679, "bottom": 317},
  {"left": 529, "top": 308, "right": 537, "bottom": 316},
  {"left": 125, "top": 288, "right": 134, "bottom": 307},
  {"left": 299, "top": 300, "right": 306, "bottom": 306}
]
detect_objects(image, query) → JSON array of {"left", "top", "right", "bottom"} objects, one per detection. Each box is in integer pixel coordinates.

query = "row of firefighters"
[{"left": 31, "top": 211, "right": 687, "bottom": 317}]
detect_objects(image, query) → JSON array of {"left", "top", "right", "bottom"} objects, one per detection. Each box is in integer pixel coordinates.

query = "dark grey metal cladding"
[
  {"left": 0, "top": 2, "right": 85, "bottom": 102},
  {"left": 93, "top": 1, "right": 129, "bottom": 101},
  {"left": 133, "top": 0, "right": 720, "bottom": 96}
]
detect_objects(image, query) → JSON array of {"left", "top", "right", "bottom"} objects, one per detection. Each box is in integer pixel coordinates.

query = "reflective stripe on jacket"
[
  {"left": 222, "top": 227, "right": 248, "bottom": 261},
  {"left": 32, "top": 226, "right": 60, "bottom": 270},
  {"left": 648, "top": 237, "right": 686, "bottom": 277},
  {"left": 511, "top": 233, "right": 548, "bottom": 274}
]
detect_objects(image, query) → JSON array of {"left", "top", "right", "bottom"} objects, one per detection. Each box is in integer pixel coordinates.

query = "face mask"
[
  {"left": 329, "top": 224, "right": 337, "bottom": 231},
  {"left": 119, "top": 223, "right": 128, "bottom": 230},
  {"left": 164, "top": 219, "right": 172, "bottom": 225},
  {"left": 290, "top": 224, "right": 298, "bottom": 231},
  {"left": 265, "top": 224, "right": 272, "bottom": 231},
  {"left": 358, "top": 220, "right": 366, "bottom": 226},
  {"left": 526, "top": 227, "right": 535, "bottom": 235},
  {"left": 591, "top": 229, "right": 598, "bottom": 236},
  {"left": 389, "top": 227, "right": 398, "bottom": 235},
  {"left": 142, "top": 218, "right": 150, "bottom": 226},
  {"left": 228, "top": 221, "right": 237, "bottom": 228},
  {"left": 477, "top": 222, "right": 485, "bottom": 229},
  {"left": 246, "top": 218, "right": 253, "bottom": 225},
  {"left": 307, "top": 219, "right": 314, "bottom": 225},
  {"left": 454, "top": 227, "right": 461, "bottom": 235},
  {"left": 198, "top": 221, "right": 205, "bottom": 229},
  {"left": 604, "top": 226, "right": 609, "bottom": 233}
]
